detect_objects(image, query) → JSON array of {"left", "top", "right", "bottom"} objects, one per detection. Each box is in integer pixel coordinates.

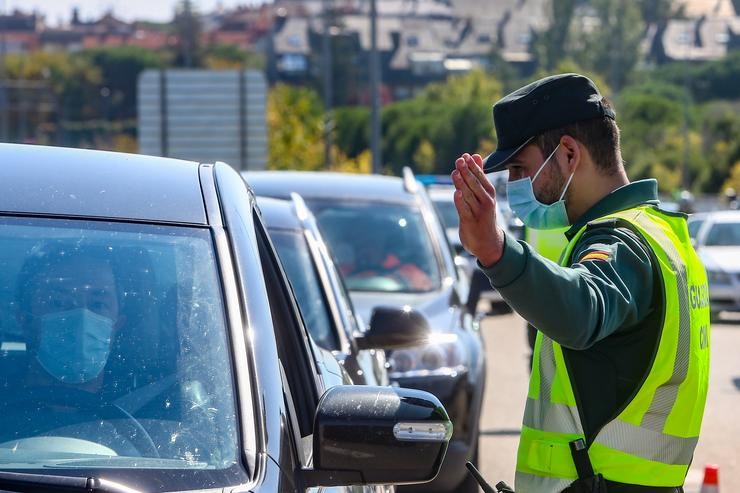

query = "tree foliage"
[
  {"left": 381, "top": 70, "right": 501, "bottom": 175},
  {"left": 267, "top": 83, "right": 326, "bottom": 170},
  {"left": 203, "top": 44, "right": 265, "bottom": 70},
  {"left": 79, "top": 46, "right": 165, "bottom": 120},
  {"left": 533, "top": 0, "right": 577, "bottom": 71},
  {"left": 173, "top": 0, "right": 203, "bottom": 67}
]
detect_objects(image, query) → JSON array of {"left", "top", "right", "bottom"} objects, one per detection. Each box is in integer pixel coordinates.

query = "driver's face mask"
[{"left": 36, "top": 308, "right": 115, "bottom": 384}]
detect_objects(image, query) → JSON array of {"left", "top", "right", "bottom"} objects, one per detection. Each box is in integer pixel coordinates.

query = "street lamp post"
[
  {"left": 369, "top": 0, "right": 381, "bottom": 174},
  {"left": 322, "top": 0, "right": 333, "bottom": 168},
  {"left": 0, "top": 0, "right": 9, "bottom": 142}
]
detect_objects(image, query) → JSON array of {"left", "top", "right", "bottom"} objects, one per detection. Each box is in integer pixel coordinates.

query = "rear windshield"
[
  {"left": 0, "top": 216, "right": 242, "bottom": 489},
  {"left": 704, "top": 221, "right": 740, "bottom": 246},
  {"left": 307, "top": 200, "right": 442, "bottom": 293}
]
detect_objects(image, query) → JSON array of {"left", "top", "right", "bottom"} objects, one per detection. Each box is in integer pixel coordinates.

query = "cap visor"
[{"left": 482, "top": 136, "right": 535, "bottom": 173}]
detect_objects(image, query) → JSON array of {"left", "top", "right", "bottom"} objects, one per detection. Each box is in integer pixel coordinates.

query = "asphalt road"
[{"left": 476, "top": 311, "right": 740, "bottom": 492}]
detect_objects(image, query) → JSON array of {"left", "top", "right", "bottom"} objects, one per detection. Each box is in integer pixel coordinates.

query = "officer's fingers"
[
  {"left": 468, "top": 158, "right": 497, "bottom": 196},
  {"left": 471, "top": 154, "right": 484, "bottom": 169},
  {"left": 454, "top": 189, "right": 475, "bottom": 221},
  {"left": 458, "top": 159, "right": 491, "bottom": 206},
  {"left": 451, "top": 168, "right": 466, "bottom": 191}
]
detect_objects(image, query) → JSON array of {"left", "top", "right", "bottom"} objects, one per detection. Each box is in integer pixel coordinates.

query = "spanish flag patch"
[{"left": 579, "top": 251, "right": 610, "bottom": 262}]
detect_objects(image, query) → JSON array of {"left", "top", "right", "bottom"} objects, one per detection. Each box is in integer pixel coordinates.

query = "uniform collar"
[{"left": 565, "top": 179, "right": 660, "bottom": 240}]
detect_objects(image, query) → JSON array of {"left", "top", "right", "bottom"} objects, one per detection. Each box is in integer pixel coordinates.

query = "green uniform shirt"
[{"left": 482, "top": 179, "right": 664, "bottom": 442}]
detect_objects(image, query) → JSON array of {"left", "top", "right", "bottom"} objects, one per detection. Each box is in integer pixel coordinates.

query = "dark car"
[
  {"left": 244, "top": 170, "right": 486, "bottom": 493},
  {"left": 0, "top": 144, "right": 452, "bottom": 493},
  {"left": 257, "top": 194, "right": 431, "bottom": 387}
]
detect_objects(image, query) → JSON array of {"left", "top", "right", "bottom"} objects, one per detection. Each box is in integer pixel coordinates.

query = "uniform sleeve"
[{"left": 479, "top": 226, "right": 655, "bottom": 349}]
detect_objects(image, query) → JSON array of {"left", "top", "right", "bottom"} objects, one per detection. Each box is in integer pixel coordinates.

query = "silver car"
[{"left": 691, "top": 210, "right": 740, "bottom": 319}]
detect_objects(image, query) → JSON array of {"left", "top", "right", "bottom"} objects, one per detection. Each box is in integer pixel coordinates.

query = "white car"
[{"left": 691, "top": 210, "right": 740, "bottom": 319}]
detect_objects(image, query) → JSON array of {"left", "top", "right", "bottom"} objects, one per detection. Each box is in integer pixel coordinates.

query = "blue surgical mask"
[
  {"left": 36, "top": 308, "right": 114, "bottom": 384},
  {"left": 506, "top": 144, "right": 575, "bottom": 230}
]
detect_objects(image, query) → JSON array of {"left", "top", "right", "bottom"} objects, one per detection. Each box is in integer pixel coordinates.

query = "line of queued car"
[
  {"left": 688, "top": 209, "right": 740, "bottom": 320},
  {"left": 0, "top": 144, "right": 463, "bottom": 493},
  {"left": 244, "top": 169, "right": 486, "bottom": 493}
]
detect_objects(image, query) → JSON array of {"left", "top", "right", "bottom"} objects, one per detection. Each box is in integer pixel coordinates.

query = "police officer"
[{"left": 452, "top": 74, "right": 709, "bottom": 492}]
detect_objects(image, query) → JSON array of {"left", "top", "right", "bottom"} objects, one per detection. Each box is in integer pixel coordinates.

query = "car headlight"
[
  {"left": 707, "top": 269, "right": 731, "bottom": 285},
  {"left": 388, "top": 332, "right": 468, "bottom": 378}
]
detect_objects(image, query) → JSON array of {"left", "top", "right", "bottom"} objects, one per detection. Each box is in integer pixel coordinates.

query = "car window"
[
  {"left": 0, "top": 217, "right": 239, "bottom": 478},
  {"left": 704, "top": 221, "right": 740, "bottom": 246},
  {"left": 432, "top": 198, "right": 459, "bottom": 230},
  {"left": 688, "top": 217, "right": 704, "bottom": 239},
  {"left": 268, "top": 228, "right": 339, "bottom": 350},
  {"left": 309, "top": 200, "right": 442, "bottom": 293}
]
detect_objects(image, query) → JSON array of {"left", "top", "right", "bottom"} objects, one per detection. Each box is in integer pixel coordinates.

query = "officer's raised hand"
[{"left": 451, "top": 152, "right": 505, "bottom": 267}]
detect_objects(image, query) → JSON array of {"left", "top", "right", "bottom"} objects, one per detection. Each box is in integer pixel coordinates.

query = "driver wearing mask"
[
  {"left": 0, "top": 244, "right": 130, "bottom": 450},
  {"left": 18, "top": 244, "right": 124, "bottom": 391}
]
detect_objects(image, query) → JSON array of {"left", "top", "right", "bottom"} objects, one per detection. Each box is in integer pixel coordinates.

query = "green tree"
[
  {"left": 203, "top": 44, "right": 265, "bottom": 70},
  {"left": 79, "top": 46, "right": 165, "bottom": 121},
  {"left": 267, "top": 83, "right": 326, "bottom": 170},
  {"left": 333, "top": 106, "right": 369, "bottom": 158},
  {"left": 381, "top": 70, "right": 502, "bottom": 175},
  {"left": 639, "top": 0, "right": 680, "bottom": 27},
  {"left": 173, "top": 0, "right": 203, "bottom": 67},
  {"left": 533, "top": 0, "right": 576, "bottom": 70},
  {"left": 651, "top": 52, "right": 740, "bottom": 102},
  {"left": 697, "top": 102, "right": 740, "bottom": 192},
  {"left": 5, "top": 51, "right": 102, "bottom": 122},
  {"left": 572, "top": 0, "right": 643, "bottom": 92},
  {"left": 722, "top": 161, "right": 740, "bottom": 195}
]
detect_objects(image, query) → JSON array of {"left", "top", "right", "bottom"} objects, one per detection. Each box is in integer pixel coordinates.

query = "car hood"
[
  {"left": 699, "top": 246, "right": 740, "bottom": 272},
  {"left": 350, "top": 286, "right": 458, "bottom": 334}
]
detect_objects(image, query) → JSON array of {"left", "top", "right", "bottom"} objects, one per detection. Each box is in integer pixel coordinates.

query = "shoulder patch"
[{"left": 579, "top": 251, "right": 610, "bottom": 262}]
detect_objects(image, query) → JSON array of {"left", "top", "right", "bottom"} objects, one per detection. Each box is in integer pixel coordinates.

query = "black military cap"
[{"left": 483, "top": 73, "right": 615, "bottom": 172}]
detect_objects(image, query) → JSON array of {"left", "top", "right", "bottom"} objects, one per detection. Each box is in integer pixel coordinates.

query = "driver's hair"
[{"left": 15, "top": 243, "right": 120, "bottom": 317}]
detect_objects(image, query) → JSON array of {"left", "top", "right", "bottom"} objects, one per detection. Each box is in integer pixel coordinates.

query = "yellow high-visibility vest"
[
  {"left": 516, "top": 205, "right": 710, "bottom": 492},
  {"left": 525, "top": 227, "right": 568, "bottom": 263}
]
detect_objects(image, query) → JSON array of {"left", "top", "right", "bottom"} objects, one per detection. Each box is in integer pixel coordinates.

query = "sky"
[{"left": 2, "top": 0, "right": 269, "bottom": 25}]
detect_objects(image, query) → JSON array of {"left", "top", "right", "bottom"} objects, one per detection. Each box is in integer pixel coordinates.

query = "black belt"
[{"left": 564, "top": 439, "right": 684, "bottom": 493}]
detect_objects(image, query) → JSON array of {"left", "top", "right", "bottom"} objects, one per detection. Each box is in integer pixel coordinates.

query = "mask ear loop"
[
  {"left": 559, "top": 171, "right": 575, "bottom": 201},
  {"left": 532, "top": 144, "right": 560, "bottom": 183}
]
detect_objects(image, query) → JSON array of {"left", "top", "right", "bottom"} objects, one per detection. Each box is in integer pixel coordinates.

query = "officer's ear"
[{"left": 558, "top": 135, "right": 581, "bottom": 174}]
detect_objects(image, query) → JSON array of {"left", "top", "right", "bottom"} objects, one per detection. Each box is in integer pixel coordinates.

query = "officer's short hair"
[{"left": 534, "top": 98, "right": 622, "bottom": 176}]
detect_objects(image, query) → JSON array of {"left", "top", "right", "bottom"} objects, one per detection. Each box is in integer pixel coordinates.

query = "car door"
[{"left": 253, "top": 210, "right": 370, "bottom": 493}]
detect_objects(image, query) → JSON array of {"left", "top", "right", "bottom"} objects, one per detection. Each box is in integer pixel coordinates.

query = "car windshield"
[
  {"left": 268, "top": 229, "right": 338, "bottom": 350},
  {"left": 704, "top": 221, "right": 740, "bottom": 246},
  {"left": 308, "top": 200, "right": 441, "bottom": 293},
  {"left": 432, "top": 198, "right": 459, "bottom": 230},
  {"left": 0, "top": 217, "right": 240, "bottom": 481}
]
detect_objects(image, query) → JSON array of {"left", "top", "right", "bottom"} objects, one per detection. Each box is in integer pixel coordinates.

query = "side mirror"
[
  {"left": 302, "top": 385, "right": 451, "bottom": 487},
  {"left": 355, "top": 306, "right": 431, "bottom": 350}
]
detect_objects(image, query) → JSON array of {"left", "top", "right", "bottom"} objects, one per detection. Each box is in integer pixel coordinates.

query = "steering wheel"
[{"left": 1, "top": 386, "right": 160, "bottom": 458}]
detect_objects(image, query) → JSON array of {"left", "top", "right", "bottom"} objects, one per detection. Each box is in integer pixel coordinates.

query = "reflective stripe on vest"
[{"left": 516, "top": 205, "right": 710, "bottom": 491}]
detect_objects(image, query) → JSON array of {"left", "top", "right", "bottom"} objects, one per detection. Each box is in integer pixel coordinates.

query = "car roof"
[
  {"left": 256, "top": 196, "right": 302, "bottom": 231},
  {"left": 243, "top": 171, "right": 416, "bottom": 204},
  {"left": 701, "top": 210, "right": 740, "bottom": 223},
  {"left": 426, "top": 185, "right": 455, "bottom": 200},
  {"left": 0, "top": 144, "right": 207, "bottom": 224}
]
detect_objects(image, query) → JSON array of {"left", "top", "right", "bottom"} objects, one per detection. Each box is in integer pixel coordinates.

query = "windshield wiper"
[{"left": 0, "top": 471, "right": 140, "bottom": 493}]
